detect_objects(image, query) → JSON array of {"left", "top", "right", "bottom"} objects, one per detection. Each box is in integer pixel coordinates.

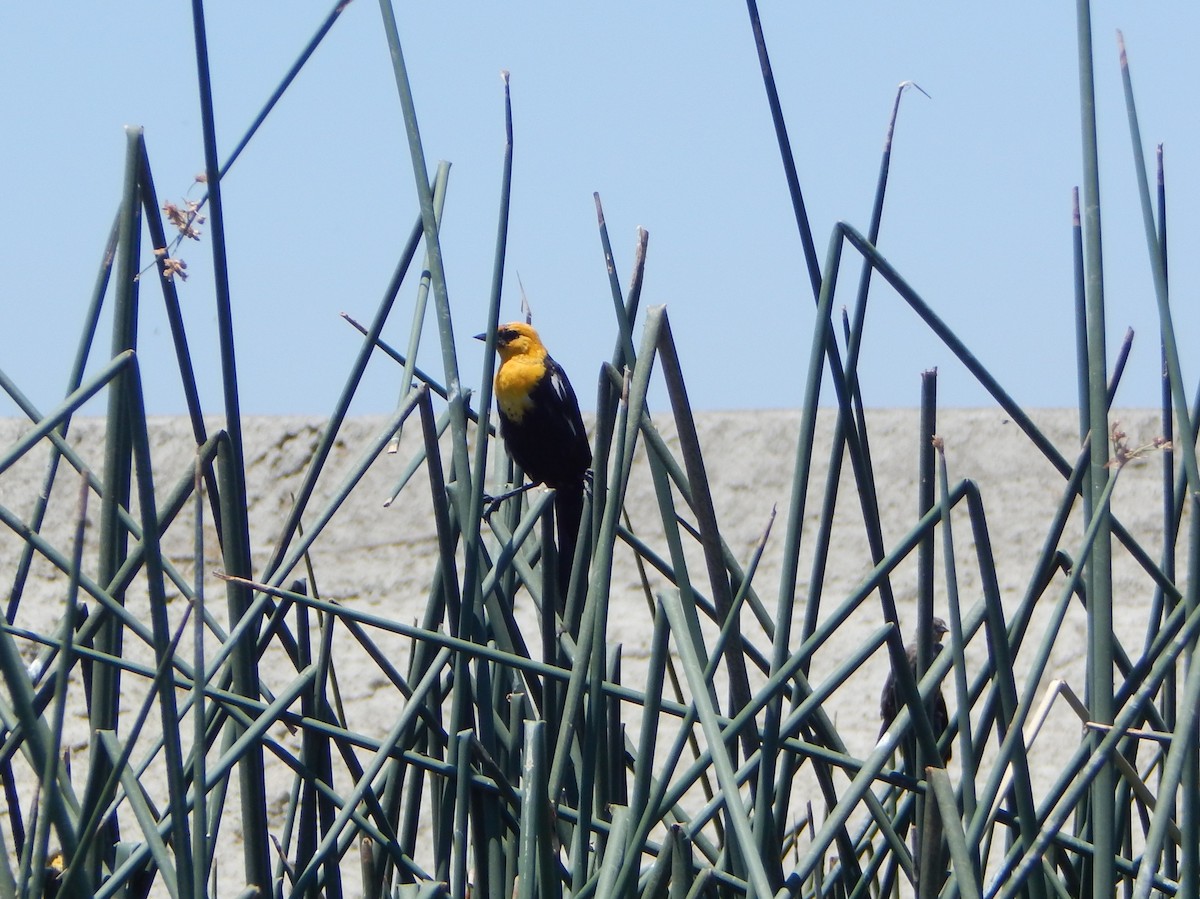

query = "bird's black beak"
[{"left": 473, "top": 331, "right": 487, "bottom": 342}]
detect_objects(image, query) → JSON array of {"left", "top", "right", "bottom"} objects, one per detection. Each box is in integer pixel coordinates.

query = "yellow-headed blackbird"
[
  {"left": 476, "top": 322, "right": 591, "bottom": 600},
  {"left": 878, "top": 617, "right": 952, "bottom": 763}
]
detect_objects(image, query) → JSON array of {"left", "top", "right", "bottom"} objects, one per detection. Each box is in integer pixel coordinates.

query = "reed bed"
[{"left": 0, "top": 1, "right": 1195, "bottom": 897}]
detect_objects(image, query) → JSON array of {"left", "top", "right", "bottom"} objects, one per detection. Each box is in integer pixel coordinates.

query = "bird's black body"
[
  {"left": 480, "top": 322, "right": 591, "bottom": 608},
  {"left": 496, "top": 356, "right": 591, "bottom": 494},
  {"left": 879, "top": 618, "right": 952, "bottom": 764}
]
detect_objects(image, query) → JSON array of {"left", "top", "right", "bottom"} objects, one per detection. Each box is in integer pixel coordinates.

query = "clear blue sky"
[{"left": 2, "top": 4, "right": 1197, "bottom": 418}]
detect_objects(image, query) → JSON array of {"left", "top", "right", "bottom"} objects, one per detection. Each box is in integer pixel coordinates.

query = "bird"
[
  {"left": 476, "top": 321, "right": 591, "bottom": 606},
  {"left": 878, "top": 617, "right": 952, "bottom": 764}
]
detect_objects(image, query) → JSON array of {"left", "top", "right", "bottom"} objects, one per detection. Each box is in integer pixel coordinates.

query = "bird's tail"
[{"left": 554, "top": 482, "right": 587, "bottom": 622}]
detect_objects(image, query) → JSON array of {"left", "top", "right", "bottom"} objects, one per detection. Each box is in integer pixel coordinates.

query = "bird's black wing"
[
  {"left": 524, "top": 356, "right": 590, "bottom": 488},
  {"left": 499, "top": 356, "right": 591, "bottom": 490},
  {"left": 543, "top": 357, "right": 590, "bottom": 472}
]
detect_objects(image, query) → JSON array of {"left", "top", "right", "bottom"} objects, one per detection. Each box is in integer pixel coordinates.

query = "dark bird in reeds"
[
  {"left": 477, "top": 322, "right": 591, "bottom": 604},
  {"left": 878, "top": 616, "right": 952, "bottom": 764}
]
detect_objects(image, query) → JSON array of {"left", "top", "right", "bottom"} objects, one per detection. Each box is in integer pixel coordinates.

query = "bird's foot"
[{"left": 482, "top": 482, "right": 536, "bottom": 517}]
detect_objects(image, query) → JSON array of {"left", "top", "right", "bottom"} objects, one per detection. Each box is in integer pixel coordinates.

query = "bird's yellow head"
[
  {"left": 478, "top": 321, "right": 548, "bottom": 364},
  {"left": 476, "top": 321, "right": 554, "bottom": 421}
]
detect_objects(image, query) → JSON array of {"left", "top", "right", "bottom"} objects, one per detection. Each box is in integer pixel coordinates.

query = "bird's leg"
[{"left": 482, "top": 482, "right": 537, "bottom": 517}]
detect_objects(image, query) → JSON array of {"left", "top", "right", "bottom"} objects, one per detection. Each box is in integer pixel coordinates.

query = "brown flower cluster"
[
  {"left": 153, "top": 175, "right": 209, "bottom": 282},
  {"left": 152, "top": 247, "right": 188, "bottom": 281},
  {"left": 162, "top": 199, "right": 205, "bottom": 241},
  {"left": 1107, "top": 421, "right": 1171, "bottom": 469}
]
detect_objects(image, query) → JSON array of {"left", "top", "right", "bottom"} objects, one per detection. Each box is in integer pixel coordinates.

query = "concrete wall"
[{"left": 0, "top": 409, "right": 1178, "bottom": 895}]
